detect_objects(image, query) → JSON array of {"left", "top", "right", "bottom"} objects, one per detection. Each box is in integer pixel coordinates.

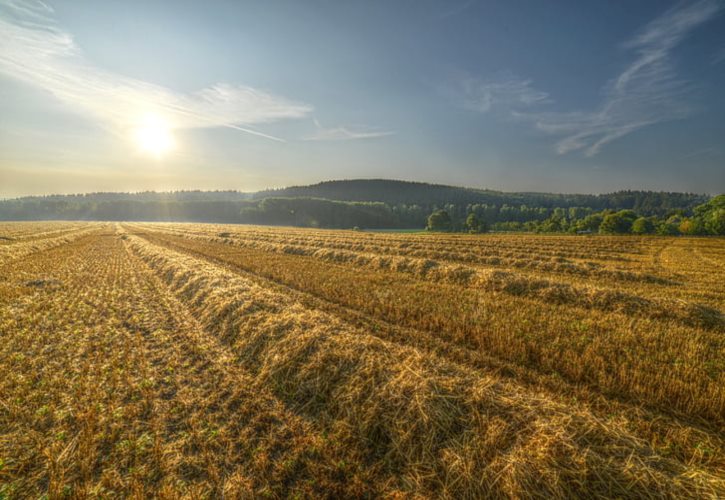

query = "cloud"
[
  {"left": 0, "top": 0, "right": 311, "bottom": 141},
  {"left": 457, "top": 73, "right": 550, "bottom": 113},
  {"left": 518, "top": 0, "right": 721, "bottom": 157},
  {"left": 678, "top": 146, "right": 720, "bottom": 160},
  {"left": 303, "top": 118, "right": 395, "bottom": 141}
]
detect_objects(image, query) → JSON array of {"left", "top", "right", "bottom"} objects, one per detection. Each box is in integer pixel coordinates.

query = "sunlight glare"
[{"left": 133, "top": 115, "right": 175, "bottom": 158}]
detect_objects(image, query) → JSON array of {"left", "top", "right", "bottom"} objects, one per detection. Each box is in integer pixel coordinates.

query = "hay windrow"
[
  {"left": 135, "top": 225, "right": 723, "bottom": 329},
  {"left": 147, "top": 223, "right": 672, "bottom": 283},
  {"left": 125, "top": 233, "right": 725, "bottom": 498},
  {"left": 130, "top": 226, "right": 725, "bottom": 425},
  {"left": 3, "top": 223, "right": 723, "bottom": 498},
  {"left": 0, "top": 223, "right": 103, "bottom": 265},
  {"left": 0, "top": 232, "right": 389, "bottom": 497}
]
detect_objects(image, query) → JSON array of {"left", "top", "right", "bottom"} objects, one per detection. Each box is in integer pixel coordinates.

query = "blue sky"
[{"left": 0, "top": 0, "right": 724, "bottom": 197}]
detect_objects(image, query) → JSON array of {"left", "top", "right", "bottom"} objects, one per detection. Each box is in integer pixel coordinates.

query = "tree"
[
  {"left": 656, "top": 220, "right": 680, "bottom": 236},
  {"left": 678, "top": 218, "right": 705, "bottom": 235},
  {"left": 465, "top": 213, "right": 486, "bottom": 233},
  {"left": 631, "top": 217, "right": 655, "bottom": 235},
  {"left": 693, "top": 195, "right": 725, "bottom": 235},
  {"left": 426, "top": 209, "right": 452, "bottom": 231},
  {"left": 541, "top": 214, "right": 565, "bottom": 232},
  {"left": 599, "top": 210, "right": 637, "bottom": 234},
  {"left": 573, "top": 213, "right": 604, "bottom": 233},
  {"left": 466, "top": 213, "right": 480, "bottom": 233},
  {"left": 705, "top": 208, "right": 725, "bottom": 235}
]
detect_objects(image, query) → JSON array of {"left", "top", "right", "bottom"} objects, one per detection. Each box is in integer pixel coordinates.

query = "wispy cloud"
[
  {"left": 303, "top": 118, "right": 395, "bottom": 141},
  {"left": 518, "top": 0, "right": 721, "bottom": 157},
  {"left": 678, "top": 146, "right": 720, "bottom": 160},
  {"left": 0, "top": 0, "right": 311, "bottom": 141},
  {"left": 457, "top": 73, "right": 550, "bottom": 113}
]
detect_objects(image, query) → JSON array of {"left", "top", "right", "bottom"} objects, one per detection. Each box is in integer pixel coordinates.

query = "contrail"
[{"left": 225, "top": 124, "right": 287, "bottom": 143}]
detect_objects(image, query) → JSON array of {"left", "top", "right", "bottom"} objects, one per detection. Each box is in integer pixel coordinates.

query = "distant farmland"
[{"left": 1, "top": 221, "right": 723, "bottom": 497}]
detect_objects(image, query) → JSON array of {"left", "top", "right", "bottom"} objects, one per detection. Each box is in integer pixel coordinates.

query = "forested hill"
[
  {"left": 0, "top": 179, "right": 714, "bottom": 231},
  {"left": 253, "top": 179, "right": 708, "bottom": 212},
  {"left": 254, "top": 179, "right": 493, "bottom": 205}
]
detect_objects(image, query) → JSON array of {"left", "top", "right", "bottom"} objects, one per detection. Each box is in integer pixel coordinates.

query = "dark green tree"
[
  {"left": 656, "top": 220, "right": 680, "bottom": 236},
  {"left": 599, "top": 210, "right": 636, "bottom": 234},
  {"left": 465, "top": 213, "right": 488, "bottom": 233},
  {"left": 426, "top": 209, "right": 452, "bottom": 231},
  {"left": 572, "top": 213, "right": 604, "bottom": 233},
  {"left": 631, "top": 217, "right": 655, "bottom": 235},
  {"left": 706, "top": 208, "right": 725, "bottom": 235},
  {"left": 693, "top": 195, "right": 725, "bottom": 235},
  {"left": 541, "top": 214, "right": 565, "bottom": 232}
]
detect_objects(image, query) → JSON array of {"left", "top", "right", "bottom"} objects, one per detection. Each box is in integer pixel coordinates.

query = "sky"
[{"left": 1, "top": 0, "right": 724, "bottom": 198}]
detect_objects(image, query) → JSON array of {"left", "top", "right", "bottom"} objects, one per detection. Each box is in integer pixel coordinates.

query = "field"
[{"left": 1, "top": 221, "right": 723, "bottom": 498}]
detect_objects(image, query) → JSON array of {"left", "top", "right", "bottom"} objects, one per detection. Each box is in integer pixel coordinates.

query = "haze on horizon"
[{"left": 1, "top": 0, "right": 724, "bottom": 199}]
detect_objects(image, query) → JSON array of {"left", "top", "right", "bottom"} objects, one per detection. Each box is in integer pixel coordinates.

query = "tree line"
[
  {"left": 0, "top": 181, "right": 720, "bottom": 235},
  {"left": 426, "top": 195, "right": 725, "bottom": 235},
  {"left": 255, "top": 180, "right": 709, "bottom": 215}
]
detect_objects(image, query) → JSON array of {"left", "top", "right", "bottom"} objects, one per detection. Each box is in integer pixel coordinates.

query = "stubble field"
[{"left": 0, "top": 221, "right": 723, "bottom": 498}]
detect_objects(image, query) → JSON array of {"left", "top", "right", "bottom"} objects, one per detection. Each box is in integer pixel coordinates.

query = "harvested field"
[{"left": 1, "top": 222, "right": 724, "bottom": 498}]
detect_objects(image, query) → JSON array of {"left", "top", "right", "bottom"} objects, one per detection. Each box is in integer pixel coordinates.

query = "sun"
[{"left": 133, "top": 115, "right": 175, "bottom": 158}]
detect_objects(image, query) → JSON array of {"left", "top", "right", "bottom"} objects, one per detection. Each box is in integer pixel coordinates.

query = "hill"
[
  {"left": 252, "top": 179, "right": 707, "bottom": 212},
  {"left": 0, "top": 179, "right": 713, "bottom": 231}
]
